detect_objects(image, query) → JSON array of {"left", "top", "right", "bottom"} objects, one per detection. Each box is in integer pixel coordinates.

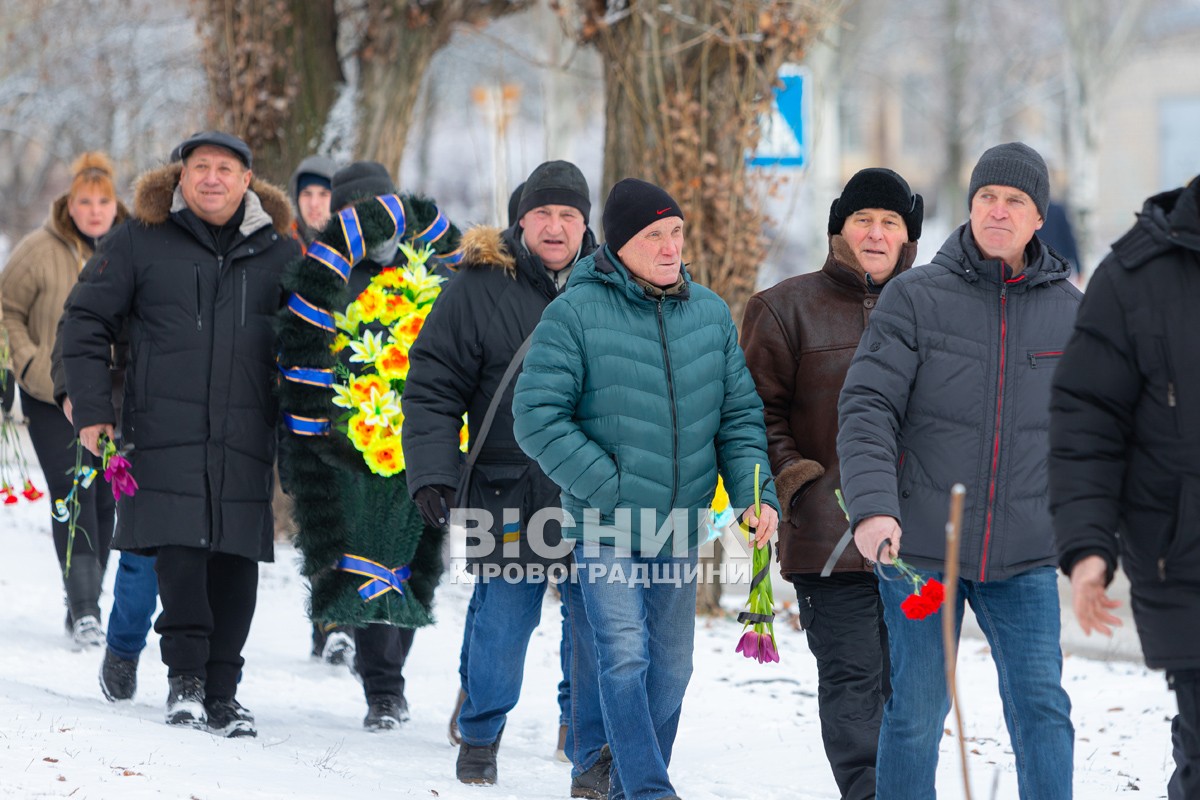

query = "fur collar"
[
  {"left": 132, "top": 163, "right": 292, "bottom": 235},
  {"left": 459, "top": 225, "right": 516, "bottom": 275}
]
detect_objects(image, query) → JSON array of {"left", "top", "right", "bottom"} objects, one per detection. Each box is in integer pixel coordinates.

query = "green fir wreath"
[{"left": 276, "top": 191, "right": 462, "bottom": 628}]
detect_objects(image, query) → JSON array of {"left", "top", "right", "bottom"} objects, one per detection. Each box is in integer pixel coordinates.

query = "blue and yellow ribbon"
[
  {"left": 336, "top": 554, "right": 412, "bottom": 601},
  {"left": 307, "top": 241, "right": 352, "bottom": 283},
  {"left": 287, "top": 293, "right": 336, "bottom": 331},
  {"left": 414, "top": 208, "right": 449, "bottom": 247},
  {"left": 376, "top": 194, "right": 406, "bottom": 240},
  {"left": 277, "top": 363, "right": 335, "bottom": 388},
  {"left": 338, "top": 207, "right": 366, "bottom": 264},
  {"left": 283, "top": 413, "right": 330, "bottom": 436},
  {"left": 436, "top": 244, "right": 465, "bottom": 270}
]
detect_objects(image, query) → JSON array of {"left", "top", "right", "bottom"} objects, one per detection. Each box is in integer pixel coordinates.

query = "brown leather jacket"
[{"left": 741, "top": 235, "right": 916, "bottom": 576}]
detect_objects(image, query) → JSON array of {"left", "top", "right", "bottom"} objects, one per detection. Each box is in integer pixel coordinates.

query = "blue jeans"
[
  {"left": 558, "top": 589, "right": 571, "bottom": 727},
  {"left": 564, "top": 573, "right": 607, "bottom": 778},
  {"left": 574, "top": 543, "right": 697, "bottom": 800},
  {"left": 457, "top": 577, "right": 550, "bottom": 745},
  {"left": 106, "top": 552, "right": 158, "bottom": 660},
  {"left": 876, "top": 564, "right": 1074, "bottom": 800}
]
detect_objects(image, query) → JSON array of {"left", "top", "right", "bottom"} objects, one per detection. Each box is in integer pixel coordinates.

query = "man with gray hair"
[{"left": 837, "top": 142, "right": 1080, "bottom": 798}]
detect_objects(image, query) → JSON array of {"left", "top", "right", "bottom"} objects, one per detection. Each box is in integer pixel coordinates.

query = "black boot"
[
  {"left": 571, "top": 744, "right": 612, "bottom": 799},
  {"left": 165, "top": 675, "right": 206, "bottom": 728},
  {"left": 456, "top": 727, "right": 503, "bottom": 785},
  {"left": 100, "top": 648, "right": 139, "bottom": 701},
  {"left": 363, "top": 695, "right": 410, "bottom": 731},
  {"left": 205, "top": 697, "right": 256, "bottom": 738},
  {"left": 64, "top": 558, "right": 103, "bottom": 648}
]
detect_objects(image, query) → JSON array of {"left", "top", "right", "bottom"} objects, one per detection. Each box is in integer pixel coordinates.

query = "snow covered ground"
[{"left": 0, "top": 447, "right": 1181, "bottom": 799}]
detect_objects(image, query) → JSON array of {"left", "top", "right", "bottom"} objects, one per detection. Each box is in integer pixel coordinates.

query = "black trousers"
[
  {"left": 22, "top": 389, "right": 114, "bottom": 621},
  {"left": 1169, "top": 669, "right": 1200, "bottom": 800},
  {"left": 791, "top": 571, "right": 891, "bottom": 800},
  {"left": 355, "top": 624, "right": 414, "bottom": 701},
  {"left": 154, "top": 545, "right": 258, "bottom": 702}
]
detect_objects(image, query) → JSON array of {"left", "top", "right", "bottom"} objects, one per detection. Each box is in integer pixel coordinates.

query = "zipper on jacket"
[
  {"left": 980, "top": 270, "right": 1026, "bottom": 581},
  {"left": 1028, "top": 350, "right": 1063, "bottom": 368},
  {"left": 194, "top": 265, "right": 202, "bottom": 331},
  {"left": 241, "top": 267, "right": 248, "bottom": 326},
  {"left": 656, "top": 297, "right": 680, "bottom": 511},
  {"left": 1169, "top": 383, "right": 1177, "bottom": 407}
]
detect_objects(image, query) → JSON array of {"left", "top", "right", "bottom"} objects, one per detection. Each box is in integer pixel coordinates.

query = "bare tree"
[
  {"left": 1060, "top": 0, "right": 1153, "bottom": 272},
  {"left": 573, "top": 0, "right": 842, "bottom": 324},
  {"left": 191, "top": 0, "right": 342, "bottom": 185},
  {"left": 0, "top": 0, "right": 204, "bottom": 243}
]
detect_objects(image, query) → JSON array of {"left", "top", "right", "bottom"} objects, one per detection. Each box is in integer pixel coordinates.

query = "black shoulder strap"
[{"left": 463, "top": 332, "right": 535, "bottom": 470}]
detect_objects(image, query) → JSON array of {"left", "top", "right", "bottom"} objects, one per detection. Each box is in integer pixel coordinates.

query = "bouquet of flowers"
[
  {"left": 735, "top": 465, "right": 780, "bottom": 664},
  {"left": 835, "top": 489, "right": 944, "bottom": 620},
  {"left": 0, "top": 363, "right": 44, "bottom": 504},
  {"left": 53, "top": 434, "right": 137, "bottom": 576},
  {"left": 329, "top": 242, "right": 446, "bottom": 477}
]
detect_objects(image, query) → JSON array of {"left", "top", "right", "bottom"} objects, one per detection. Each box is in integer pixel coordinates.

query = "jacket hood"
[
  {"left": 132, "top": 163, "right": 293, "bottom": 236},
  {"left": 460, "top": 225, "right": 517, "bottom": 274},
  {"left": 930, "top": 222, "right": 1071, "bottom": 289},
  {"left": 1135, "top": 176, "right": 1200, "bottom": 255},
  {"left": 569, "top": 244, "right": 693, "bottom": 304},
  {"left": 287, "top": 155, "right": 338, "bottom": 204},
  {"left": 46, "top": 192, "right": 130, "bottom": 257}
]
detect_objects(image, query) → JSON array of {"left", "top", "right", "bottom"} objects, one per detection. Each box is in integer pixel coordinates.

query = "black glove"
[{"left": 414, "top": 485, "right": 456, "bottom": 528}]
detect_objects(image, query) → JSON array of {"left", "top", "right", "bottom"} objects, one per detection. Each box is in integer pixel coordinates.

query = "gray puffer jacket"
[{"left": 837, "top": 224, "right": 1081, "bottom": 581}]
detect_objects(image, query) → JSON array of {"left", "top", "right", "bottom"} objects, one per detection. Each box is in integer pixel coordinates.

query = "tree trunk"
[
  {"left": 355, "top": 0, "right": 534, "bottom": 179},
  {"left": 581, "top": 1, "right": 834, "bottom": 324},
  {"left": 191, "top": 0, "right": 341, "bottom": 186}
]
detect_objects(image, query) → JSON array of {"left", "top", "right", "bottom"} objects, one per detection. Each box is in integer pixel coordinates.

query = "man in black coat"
[
  {"left": 61, "top": 131, "right": 299, "bottom": 738},
  {"left": 402, "top": 161, "right": 608, "bottom": 796},
  {"left": 1050, "top": 175, "right": 1200, "bottom": 800}
]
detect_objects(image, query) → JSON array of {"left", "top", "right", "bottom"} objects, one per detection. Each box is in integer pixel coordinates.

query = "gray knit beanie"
[{"left": 968, "top": 142, "right": 1050, "bottom": 218}]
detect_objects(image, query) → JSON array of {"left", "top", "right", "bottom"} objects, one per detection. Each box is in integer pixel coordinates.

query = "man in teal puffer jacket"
[{"left": 514, "top": 178, "right": 778, "bottom": 800}]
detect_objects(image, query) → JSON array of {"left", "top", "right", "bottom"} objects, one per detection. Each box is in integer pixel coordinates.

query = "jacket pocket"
[
  {"left": 1160, "top": 477, "right": 1200, "bottom": 582},
  {"left": 1027, "top": 349, "right": 1064, "bottom": 369}
]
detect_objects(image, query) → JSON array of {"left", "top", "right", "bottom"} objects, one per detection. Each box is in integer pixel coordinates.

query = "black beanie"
[
  {"left": 331, "top": 161, "right": 396, "bottom": 212},
  {"left": 968, "top": 142, "right": 1050, "bottom": 218},
  {"left": 828, "top": 168, "right": 923, "bottom": 241},
  {"left": 602, "top": 178, "right": 684, "bottom": 255},
  {"left": 517, "top": 161, "right": 590, "bottom": 220},
  {"left": 297, "top": 172, "right": 332, "bottom": 193}
]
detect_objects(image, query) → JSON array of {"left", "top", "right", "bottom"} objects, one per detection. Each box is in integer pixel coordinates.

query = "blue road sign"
[{"left": 748, "top": 64, "right": 810, "bottom": 168}]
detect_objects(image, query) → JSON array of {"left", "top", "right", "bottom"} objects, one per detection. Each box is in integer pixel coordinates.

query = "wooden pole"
[{"left": 943, "top": 483, "right": 971, "bottom": 799}]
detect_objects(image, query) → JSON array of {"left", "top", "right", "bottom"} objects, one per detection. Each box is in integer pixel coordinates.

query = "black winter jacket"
[
  {"left": 60, "top": 164, "right": 299, "bottom": 562},
  {"left": 838, "top": 225, "right": 1081, "bottom": 581},
  {"left": 1050, "top": 177, "right": 1200, "bottom": 671},
  {"left": 401, "top": 224, "right": 595, "bottom": 566}
]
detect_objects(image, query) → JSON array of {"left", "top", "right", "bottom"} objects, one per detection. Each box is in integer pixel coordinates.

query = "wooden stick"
[{"left": 943, "top": 483, "right": 971, "bottom": 800}]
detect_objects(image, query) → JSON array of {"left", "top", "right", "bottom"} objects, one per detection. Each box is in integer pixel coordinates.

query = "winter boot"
[
  {"left": 456, "top": 727, "right": 503, "bottom": 785},
  {"left": 71, "top": 615, "right": 105, "bottom": 650},
  {"left": 570, "top": 744, "right": 612, "bottom": 800},
  {"left": 363, "top": 695, "right": 410, "bottom": 731},
  {"left": 165, "top": 676, "right": 207, "bottom": 729},
  {"left": 448, "top": 687, "right": 467, "bottom": 745},
  {"left": 205, "top": 697, "right": 256, "bottom": 738},
  {"left": 63, "top": 557, "right": 102, "bottom": 629},
  {"left": 99, "top": 648, "right": 139, "bottom": 701},
  {"left": 321, "top": 627, "right": 355, "bottom": 666}
]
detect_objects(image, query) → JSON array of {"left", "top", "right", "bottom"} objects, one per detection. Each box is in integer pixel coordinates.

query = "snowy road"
[{"left": 0, "top": 483, "right": 1178, "bottom": 799}]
